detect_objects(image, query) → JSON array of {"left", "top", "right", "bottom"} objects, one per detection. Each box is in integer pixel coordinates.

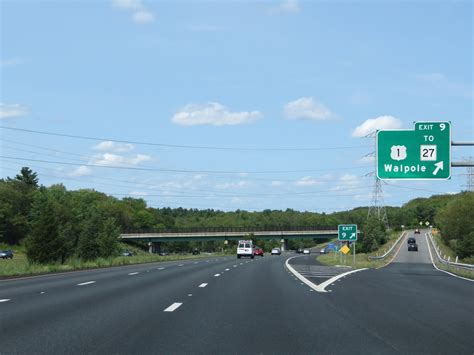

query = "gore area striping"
[{"left": 164, "top": 303, "right": 183, "bottom": 312}]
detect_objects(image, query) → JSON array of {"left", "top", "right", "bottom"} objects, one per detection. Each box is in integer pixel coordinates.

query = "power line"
[
  {"left": 0, "top": 125, "right": 371, "bottom": 152},
  {"left": 0, "top": 155, "right": 371, "bottom": 175}
]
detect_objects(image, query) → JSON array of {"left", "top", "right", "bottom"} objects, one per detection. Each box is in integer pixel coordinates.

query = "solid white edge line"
[
  {"left": 164, "top": 302, "right": 182, "bottom": 312},
  {"left": 285, "top": 256, "right": 367, "bottom": 293},
  {"left": 0, "top": 299, "right": 11, "bottom": 303},
  {"left": 77, "top": 281, "right": 96, "bottom": 286},
  {"left": 425, "top": 234, "right": 474, "bottom": 282}
]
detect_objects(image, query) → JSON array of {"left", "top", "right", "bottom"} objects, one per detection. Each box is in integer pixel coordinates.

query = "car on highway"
[
  {"left": 303, "top": 249, "right": 310, "bottom": 254},
  {"left": 192, "top": 248, "right": 200, "bottom": 255},
  {"left": 254, "top": 247, "right": 264, "bottom": 257},
  {"left": 408, "top": 243, "right": 418, "bottom": 252},
  {"left": 414, "top": 229, "right": 420, "bottom": 234},
  {"left": 296, "top": 248, "right": 303, "bottom": 254},
  {"left": 271, "top": 248, "right": 281, "bottom": 255},
  {"left": 0, "top": 250, "right": 13, "bottom": 259},
  {"left": 237, "top": 240, "right": 254, "bottom": 259},
  {"left": 407, "top": 237, "right": 417, "bottom": 245},
  {"left": 319, "top": 248, "right": 328, "bottom": 254}
]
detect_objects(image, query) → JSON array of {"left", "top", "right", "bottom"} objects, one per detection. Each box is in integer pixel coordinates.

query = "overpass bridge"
[{"left": 120, "top": 226, "right": 340, "bottom": 253}]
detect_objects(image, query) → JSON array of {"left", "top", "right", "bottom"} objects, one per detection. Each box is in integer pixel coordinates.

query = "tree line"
[{"left": 1, "top": 167, "right": 472, "bottom": 263}]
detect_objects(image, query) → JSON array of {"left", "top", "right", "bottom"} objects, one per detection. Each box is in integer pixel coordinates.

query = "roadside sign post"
[
  {"left": 338, "top": 224, "right": 358, "bottom": 242},
  {"left": 339, "top": 225, "right": 357, "bottom": 266},
  {"left": 377, "top": 121, "right": 451, "bottom": 180}
]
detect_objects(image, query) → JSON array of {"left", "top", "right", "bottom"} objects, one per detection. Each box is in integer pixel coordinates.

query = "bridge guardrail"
[
  {"left": 122, "top": 225, "right": 337, "bottom": 234},
  {"left": 426, "top": 232, "right": 474, "bottom": 271},
  {"left": 368, "top": 231, "right": 406, "bottom": 260}
]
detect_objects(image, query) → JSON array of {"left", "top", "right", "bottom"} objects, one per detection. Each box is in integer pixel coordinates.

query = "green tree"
[
  {"left": 26, "top": 191, "right": 68, "bottom": 263},
  {"left": 359, "top": 217, "right": 387, "bottom": 253},
  {"left": 436, "top": 192, "right": 474, "bottom": 258},
  {"left": 98, "top": 218, "right": 120, "bottom": 257}
]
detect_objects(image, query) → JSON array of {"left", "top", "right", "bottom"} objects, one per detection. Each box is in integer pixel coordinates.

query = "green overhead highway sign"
[
  {"left": 377, "top": 121, "right": 451, "bottom": 180},
  {"left": 338, "top": 224, "right": 357, "bottom": 241}
]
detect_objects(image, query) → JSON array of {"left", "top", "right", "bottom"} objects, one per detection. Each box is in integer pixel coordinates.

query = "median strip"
[{"left": 164, "top": 302, "right": 182, "bottom": 312}]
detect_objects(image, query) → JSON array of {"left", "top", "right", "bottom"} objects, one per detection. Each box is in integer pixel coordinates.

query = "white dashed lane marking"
[
  {"left": 214, "top": 274, "right": 221, "bottom": 277},
  {"left": 199, "top": 283, "right": 208, "bottom": 288},
  {"left": 225, "top": 268, "right": 230, "bottom": 271},
  {"left": 0, "top": 299, "right": 11, "bottom": 303},
  {"left": 164, "top": 303, "right": 183, "bottom": 312},
  {"left": 128, "top": 272, "right": 139, "bottom": 276},
  {"left": 158, "top": 267, "right": 165, "bottom": 270},
  {"left": 77, "top": 281, "right": 96, "bottom": 286}
]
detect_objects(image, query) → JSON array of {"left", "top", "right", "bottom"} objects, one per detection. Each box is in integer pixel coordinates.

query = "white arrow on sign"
[
  {"left": 350, "top": 233, "right": 356, "bottom": 239},
  {"left": 433, "top": 161, "right": 444, "bottom": 176}
]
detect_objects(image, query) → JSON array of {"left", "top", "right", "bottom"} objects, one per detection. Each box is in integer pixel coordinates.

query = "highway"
[{"left": 1, "top": 231, "right": 473, "bottom": 354}]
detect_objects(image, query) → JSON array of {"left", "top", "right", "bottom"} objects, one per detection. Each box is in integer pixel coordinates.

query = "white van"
[{"left": 237, "top": 240, "right": 254, "bottom": 259}]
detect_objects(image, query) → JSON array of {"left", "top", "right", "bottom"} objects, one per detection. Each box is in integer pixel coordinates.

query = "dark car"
[
  {"left": 408, "top": 243, "right": 418, "bottom": 252},
  {"left": 254, "top": 247, "right": 264, "bottom": 257},
  {"left": 407, "top": 237, "right": 417, "bottom": 245},
  {"left": 296, "top": 248, "right": 303, "bottom": 254},
  {"left": 414, "top": 229, "right": 420, "bottom": 234},
  {"left": 192, "top": 249, "right": 200, "bottom": 255},
  {"left": 0, "top": 250, "right": 14, "bottom": 259}
]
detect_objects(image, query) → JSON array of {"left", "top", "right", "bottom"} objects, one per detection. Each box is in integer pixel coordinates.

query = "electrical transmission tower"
[
  {"left": 462, "top": 157, "right": 474, "bottom": 192},
  {"left": 365, "top": 132, "right": 389, "bottom": 228}
]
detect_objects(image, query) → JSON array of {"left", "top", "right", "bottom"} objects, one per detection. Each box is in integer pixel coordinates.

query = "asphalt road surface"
[{"left": 1, "top": 233, "right": 473, "bottom": 354}]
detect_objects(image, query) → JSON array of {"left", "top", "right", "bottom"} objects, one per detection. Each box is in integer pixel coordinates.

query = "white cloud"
[
  {"left": 91, "top": 153, "right": 151, "bottom": 166},
  {"left": 359, "top": 156, "right": 375, "bottom": 164},
  {"left": 129, "top": 191, "right": 148, "bottom": 196},
  {"left": 133, "top": 10, "right": 154, "bottom": 24},
  {"left": 284, "top": 97, "right": 335, "bottom": 121},
  {"left": 270, "top": 0, "right": 300, "bottom": 14},
  {"left": 352, "top": 115, "right": 402, "bottom": 138},
  {"left": 71, "top": 165, "right": 92, "bottom": 176},
  {"left": 216, "top": 181, "right": 249, "bottom": 190},
  {"left": 93, "top": 141, "right": 134, "bottom": 153},
  {"left": 1, "top": 57, "right": 26, "bottom": 67},
  {"left": 271, "top": 180, "right": 283, "bottom": 187},
  {"left": 416, "top": 72, "right": 473, "bottom": 99},
  {"left": 172, "top": 102, "right": 263, "bottom": 126},
  {"left": 0, "top": 103, "right": 28, "bottom": 119},
  {"left": 295, "top": 176, "right": 323, "bottom": 187},
  {"left": 112, "top": 0, "right": 155, "bottom": 24},
  {"left": 113, "top": 0, "right": 142, "bottom": 10}
]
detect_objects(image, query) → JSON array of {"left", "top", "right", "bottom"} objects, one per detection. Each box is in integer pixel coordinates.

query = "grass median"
[
  {"left": 316, "top": 231, "right": 404, "bottom": 269},
  {"left": 0, "top": 244, "right": 227, "bottom": 278}
]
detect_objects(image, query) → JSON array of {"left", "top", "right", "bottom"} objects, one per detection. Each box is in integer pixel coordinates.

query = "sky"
[{"left": 1, "top": 0, "right": 473, "bottom": 214}]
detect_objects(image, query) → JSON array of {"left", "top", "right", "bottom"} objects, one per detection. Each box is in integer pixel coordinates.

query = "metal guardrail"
[
  {"left": 368, "top": 231, "right": 406, "bottom": 260},
  {"left": 426, "top": 232, "right": 474, "bottom": 271}
]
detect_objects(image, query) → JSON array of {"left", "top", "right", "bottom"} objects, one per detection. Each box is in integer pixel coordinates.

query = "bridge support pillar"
[
  {"left": 281, "top": 239, "right": 288, "bottom": 251},
  {"left": 149, "top": 242, "right": 161, "bottom": 254}
]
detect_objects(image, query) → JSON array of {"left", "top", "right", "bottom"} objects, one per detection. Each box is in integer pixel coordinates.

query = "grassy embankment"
[
  {"left": 317, "top": 230, "right": 404, "bottom": 269},
  {"left": 428, "top": 234, "right": 474, "bottom": 280},
  {"left": 0, "top": 243, "right": 226, "bottom": 278}
]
